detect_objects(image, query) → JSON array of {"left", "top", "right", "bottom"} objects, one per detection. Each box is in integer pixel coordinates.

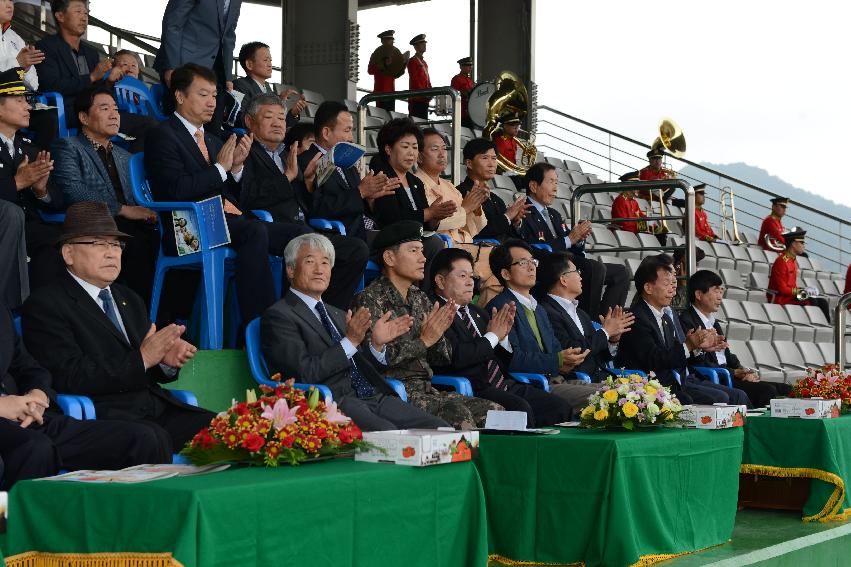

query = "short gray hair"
[
  {"left": 245, "top": 93, "right": 285, "bottom": 119},
  {"left": 283, "top": 233, "right": 336, "bottom": 269}
]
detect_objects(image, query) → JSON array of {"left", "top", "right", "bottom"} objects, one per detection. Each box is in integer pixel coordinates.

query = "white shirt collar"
[
  {"left": 313, "top": 142, "right": 329, "bottom": 155},
  {"left": 290, "top": 287, "right": 323, "bottom": 317},
  {"left": 692, "top": 305, "right": 716, "bottom": 329},
  {"left": 508, "top": 287, "right": 537, "bottom": 311},
  {"left": 528, "top": 196, "right": 547, "bottom": 214},
  {"left": 252, "top": 78, "right": 268, "bottom": 92},
  {"left": 548, "top": 293, "right": 583, "bottom": 334},
  {"left": 67, "top": 269, "right": 110, "bottom": 304},
  {"left": 173, "top": 111, "right": 204, "bottom": 138},
  {"left": 644, "top": 299, "right": 665, "bottom": 323}
]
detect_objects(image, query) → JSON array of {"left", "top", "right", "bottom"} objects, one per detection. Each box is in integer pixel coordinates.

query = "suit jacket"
[
  {"left": 298, "top": 143, "right": 366, "bottom": 240},
  {"left": 432, "top": 301, "right": 513, "bottom": 392},
  {"left": 0, "top": 306, "right": 54, "bottom": 403},
  {"left": 539, "top": 294, "right": 613, "bottom": 382},
  {"left": 370, "top": 158, "right": 434, "bottom": 229},
  {"left": 678, "top": 305, "right": 742, "bottom": 371},
  {"left": 519, "top": 198, "right": 586, "bottom": 257},
  {"left": 52, "top": 133, "right": 134, "bottom": 216},
  {"left": 34, "top": 34, "right": 102, "bottom": 123},
  {"left": 232, "top": 77, "right": 298, "bottom": 128},
  {"left": 0, "top": 132, "right": 63, "bottom": 221},
  {"left": 486, "top": 289, "right": 562, "bottom": 376},
  {"left": 153, "top": 0, "right": 243, "bottom": 81},
  {"left": 240, "top": 141, "right": 310, "bottom": 223},
  {"left": 20, "top": 272, "right": 199, "bottom": 421},
  {"left": 614, "top": 299, "right": 686, "bottom": 390},
  {"left": 260, "top": 290, "right": 394, "bottom": 401},
  {"left": 457, "top": 176, "right": 515, "bottom": 241}
]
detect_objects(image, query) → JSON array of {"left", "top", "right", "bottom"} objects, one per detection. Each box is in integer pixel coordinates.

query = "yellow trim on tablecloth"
[
  {"left": 740, "top": 463, "right": 851, "bottom": 522},
  {"left": 4, "top": 551, "right": 183, "bottom": 567},
  {"left": 488, "top": 542, "right": 726, "bottom": 567},
  {"left": 488, "top": 555, "right": 583, "bottom": 566}
]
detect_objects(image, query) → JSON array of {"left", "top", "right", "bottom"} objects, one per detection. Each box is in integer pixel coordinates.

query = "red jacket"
[
  {"left": 639, "top": 166, "right": 668, "bottom": 181},
  {"left": 367, "top": 53, "right": 397, "bottom": 94},
  {"left": 768, "top": 252, "right": 805, "bottom": 305},
  {"left": 845, "top": 264, "right": 851, "bottom": 294},
  {"left": 494, "top": 134, "right": 519, "bottom": 165},
  {"left": 611, "top": 193, "right": 646, "bottom": 233},
  {"left": 758, "top": 214, "right": 785, "bottom": 251},
  {"left": 407, "top": 56, "right": 431, "bottom": 103},
  {"left": 694, "top": 208, "right": 717, "bottom": 241},
  {"left": 451, "top": 73, "right": 475, "bottom": 118}
]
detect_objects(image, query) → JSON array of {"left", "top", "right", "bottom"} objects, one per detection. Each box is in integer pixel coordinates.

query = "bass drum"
[{"left": 467, "top": 81, "right": 496, "bottom": 128}]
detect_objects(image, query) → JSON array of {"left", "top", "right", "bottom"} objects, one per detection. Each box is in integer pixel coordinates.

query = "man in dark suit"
[
  {"left": 485, "top": 239, "right": 597, "bottom": 414},
  {"left": 680, "top": 269, "right": 791, "bottom": 407},
  {"left": 0, "top": 303, "right": 169, "bottom": 488},
  {"left": 154, "top": 0, "right": 242, "bottom": 132},
  {"left": 0, "top": 67, "right": 64, "bottom": 293},
  {"left": 240, "top": 93, "right": 368, "bottom": 309},
  {"left": 520, "top": 162, "right": 629, "bottom": 320},
  {"left": 145, "top": 63, "right": 312, "bottom": 326},
  {"left": 52, "top": 85, "right": 159, "bottom": 304},
  {"left": 615, "top": 254, "right": 750, "bottom": 406},
  {"left": 297, "top": 101, "right": 399, "bottom": 242},
  {"left": 430, "top": 248, "right": 571, "bottom": 427},
  {"left": 20, "top": 201, "right": 217, "bottom": 453},
  {"left": 35, "top": 0, "right": 114, "bottom": 133},
  {"left": 536, "top": 251, "right": 633, "bottom": 383},
  {"left": 261, "top": 233, "right": 448, "bottom": 431},
  {"left": 232, "top": 41, "right": 304, "bottom": 129}
]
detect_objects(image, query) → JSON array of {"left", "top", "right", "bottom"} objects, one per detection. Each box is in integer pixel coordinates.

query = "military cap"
[
  {"left": 783, "top": 228, "right": 806, "bottom": 247},
  {"left": 0, "top": 67, "right": 33, "bottom": 97},
  {"left": 457, "top": 56, "right": 473, "bottom": 66},
  {"left": 619, "top": 171, "right": 640, "bottom": 182},
  {"left": 500, "top": 114, "right": 521, "bottom": 125},
  {"left": 409, "top": 34, "right": 427, "bottom": 45},
  {"left": 771, "top": 196, "right": 789, "bottom": 206},
  {"left": 693, "top": 183, "right": 706, "bottom": 193},
  {"left": 377, "top": 30, "right": 395, "bottom": 39},
  {"left": 647, "top": 147, "right": 664, "bottom": 159},
  {"left": 373, "top": 220, "right": 424, "bottom": 251}
]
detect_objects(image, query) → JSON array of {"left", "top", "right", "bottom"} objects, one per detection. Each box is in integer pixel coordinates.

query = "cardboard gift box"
[
  {"left": 770, "top": 398, "right": 841, "bottom": 419},
  {"left": 355, "top": 429, "right": 479, "bottom": 467},
  {"left": 681, "top": 404, "right": 747, "bottom": 429}
]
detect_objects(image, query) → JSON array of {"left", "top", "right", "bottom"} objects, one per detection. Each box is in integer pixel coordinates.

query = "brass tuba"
[
  {"left": 481, "top": 71, "right": 538, "bottom": 175},
  {"left": 646, "top": 118, "right": 686, "bottom": 234}
]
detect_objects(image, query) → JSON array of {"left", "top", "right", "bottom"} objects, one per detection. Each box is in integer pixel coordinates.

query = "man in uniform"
[
  {"left": 611, "top": 187, "right": 648, "bottom": 234},
  {"left": 351, "top": 221, "right": 504, "bottom": 429},
  {"left": 759, "top": 196, "right": 788, "bottom": 251},
  {"left": 637, "top": 147, "right": 674, "bottom": 202},
  {"left": 367, "top": 30, "right": 407, "bottom": 113},
  {"left": 406, "top": 34, "right": 431, "bottom": 119},
  {"left": 767, "top": 229, "right": 829, "bottom": 321},
  {"left": 693, "top": 184, "right": 718, "bottom": 242},
  {"left": 494, "top": 115, "right": 521, "bottom": 169},
  {"left": 450, "top": 57, "right": 475, "bottom": 128}
]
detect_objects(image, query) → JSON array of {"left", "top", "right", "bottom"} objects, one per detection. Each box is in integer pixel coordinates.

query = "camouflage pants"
[{"left": 405, "top": 381, "right": 504, "bottom": 430}]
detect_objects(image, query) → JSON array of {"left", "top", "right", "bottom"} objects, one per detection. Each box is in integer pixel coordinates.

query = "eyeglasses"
[
  {"left": 561, "top": 268, "right": 579, "bottom": 276},
  {"left": 510, "top": 258, "right": 539, "bottom": 269},
  {"left": 68, "top": 240, "right": 126, "bottom": 251}
]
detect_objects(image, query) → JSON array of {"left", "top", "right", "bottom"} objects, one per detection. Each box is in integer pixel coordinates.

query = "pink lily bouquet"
[
  {"left": 580, "top": 374, "right": 685, "bottom": 430},
  {"left": 181, "top": 376, "right": 367, "bottom": 466}
]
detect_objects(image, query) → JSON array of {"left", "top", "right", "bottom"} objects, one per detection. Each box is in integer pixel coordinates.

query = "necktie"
[
  {"left": 460, "top": 308, "right": 507, "bottom": 391},
  {"left": 315, "top": 301, "right": 375, "bottom": 398},
  {"left": 5, "top": 139, "right": 14, "bottom": 159},
  {"left": 98, "top": 289, "right": 123, "bottom": 334},
  {"left": 664, "top": 308, "right": 685, "bottom": 343},
  {"left": 540, "top": 207, "right": 556, "bottom": 237},
  {"left": 194, "top": 130, "right": 210, "bottom": 164},
  {"left": 223, "top": 0, "right": 230, "bottom": 15}
]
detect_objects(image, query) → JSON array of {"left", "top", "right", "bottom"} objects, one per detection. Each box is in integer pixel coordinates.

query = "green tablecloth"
[
  {"left": 4, "top": 459, "right": 488, "bottom": 567},
  {"left": 742, "top": 413, "right": 851, "bottom": 522},
  {"left": 475, "top": 427, "right": 744, "bottom": 567}
]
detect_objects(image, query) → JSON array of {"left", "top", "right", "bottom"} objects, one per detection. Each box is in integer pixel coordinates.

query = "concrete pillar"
[{"left": 282, "top": 0, "right": 359, "bottom": 101}]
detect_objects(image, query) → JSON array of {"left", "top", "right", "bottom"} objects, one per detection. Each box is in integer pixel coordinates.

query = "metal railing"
[
  {"left": 571, "top": 179, "right": 697, "bottom": 277},
  {"left": 358, "top": 87, "right": 463, "bottom": 185},
  {"left": 835, "top": 293, "right": 851, "bottom": 371}
]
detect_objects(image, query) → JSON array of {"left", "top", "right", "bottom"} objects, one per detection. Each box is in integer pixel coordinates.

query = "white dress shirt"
[
  {"left": 693, "top": 306, "right": 726, "bottom": 365},
  {"left": 508, "top": 288, "right": 537, "bottom": 312},
  {"left": 451, "top": 301, "right": 513, "bottom": 353},
  {"left": 173, "top": 112, "right": 243, "bottom": 183},
  {"left": 548, "top": 293, "right": 616, "bottom": 354},
  {"left": 0, "top": 27, "right": 38, "bottom": 90},
  {"left": 529, "top": 196, "right": 574, "bottom": 249},
  {"left": 646, "top": 301, "right": 689, "bottom": 357},
  {"left": 68, "top": 270, "right": 130, "bottom": 340}
]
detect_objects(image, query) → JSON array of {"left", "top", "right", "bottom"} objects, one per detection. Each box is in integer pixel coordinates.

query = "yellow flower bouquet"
[{"left": 579, "top": 374, "right": 685, "bottom": 430}]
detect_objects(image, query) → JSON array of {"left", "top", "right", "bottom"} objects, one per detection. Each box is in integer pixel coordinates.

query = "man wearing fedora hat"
[
  {"left": 406, "top": 34, "right": 431, "bottom": 119},
  {"left": 0, "top": 66, "right": 65, "bottom": 298},
  {"left": 450, "top": 57, "right": 475, "bottom": 128},
  {"left": 21, "top": 202, "right": 217, "bottom": 452}
]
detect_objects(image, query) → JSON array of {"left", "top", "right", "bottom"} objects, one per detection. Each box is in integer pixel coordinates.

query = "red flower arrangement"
[
  {"left": 789, "top": 364, "right": 851, "bottom": 412},
  {"left": 181, "top": 376, "right": 368, "bottom": 466}
]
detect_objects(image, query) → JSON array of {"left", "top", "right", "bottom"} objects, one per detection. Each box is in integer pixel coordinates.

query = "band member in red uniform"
[
  {"left": 494, "top": 115, "right": 520, "bottom": 165},
  {"left": 611, "top": 188, "right": 648, "bottom": 233},
  {"left": 758, "top": 196, "right": 788, "bottom": 251},
  {"left": 406, "top": 34, "right": 431, "bottom": 119},
  {"left": 768, "top": 229, "right": 830, "bottom": 320},
  {"left": 451, "top": 56, "right": 475, "bottom": 128},
  {"left": 368, "top": 30, "right": 408, "bottom": 113},
  {"left": 637, "top": 147, "right": 673, "bottom": 202},
  {"left": 693, "top": 184, "right": 718, "bottom": 241}
]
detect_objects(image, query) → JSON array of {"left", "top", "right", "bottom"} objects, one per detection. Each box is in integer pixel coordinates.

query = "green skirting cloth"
[
  {"left": 476, "top": 427, "right": 744, "bottom": 567},
  {"left": 3, "top": 459, "right": 488, "bottom": 567},
  {"left": 742, "top": 413, "right": 851, "bottom": 522}
]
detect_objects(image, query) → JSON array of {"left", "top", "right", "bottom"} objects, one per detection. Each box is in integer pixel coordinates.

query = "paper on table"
[
  {"left": 123, "top": 463, "right": 231, "bottom": 476},
  {"left": 485, "top": 410, "right": 528, "bottom": 431}
]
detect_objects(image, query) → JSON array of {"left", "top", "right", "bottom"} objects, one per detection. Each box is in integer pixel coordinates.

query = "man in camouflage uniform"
[{"left": 352, "top": 221, "right": 503, "bottom": 429}]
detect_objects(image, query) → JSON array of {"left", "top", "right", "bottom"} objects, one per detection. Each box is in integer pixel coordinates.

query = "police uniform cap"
[
  {"left": 0, "top": 67, "right": 33, "bottom": 97},
  {"left": 619, "top": 170, "right": 640, "bottom": 182},
  {"left": 693, "top": 183, "right": 706, "bottom": 193},
  {"left": 500, "top": 114, "right": 521, "bottom": 125},
  {"left": 377, "top": 30, "right": 395, "bottom": 39},
  {"left": 647, "top": 148, "right": 664, "bottom": 159},
  {"left": 457, "top": 57, "right": 473, "bottom": 66},
  {"left": 771, "top": 196, "right": 789, "bottom": 206},
  {"left": 409, "top": 34, "right": 427, "bottom": 45},
  {"left": 782, "top": 228, "right": 806, "bottom": 246},
  {"left": 373, "top": 220, "right": 424, "bottom": 251}
]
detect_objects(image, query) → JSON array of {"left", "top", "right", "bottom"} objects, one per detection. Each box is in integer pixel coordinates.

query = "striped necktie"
[{"left": 460, "top": 308, "right": 507, "bottom": 391}]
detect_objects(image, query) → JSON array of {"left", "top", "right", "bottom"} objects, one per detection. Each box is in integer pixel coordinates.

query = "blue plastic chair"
[
  {"left": 309, "top": 218, "right": 347, "bottom": 235},
  {"left": 510, "top": 372, "right": 551, "bottom": 391},
  {"left": 37, "top": 210, "right": 65, "bottom": 224},
  {"left": 437, "top": 233, "right": 452, "bottom": 248},
  {"left": 113, "top": 76, "right": 167, "bottom": 121},
  {"left": 431, "top": 375, "right": 474, "bottom": 397},
  {"left": 574, "top": 372, "right": 592, "bottom": 383},
  {"left": 33, "top": 92, "right": 72, "bottom": 139},
  {"left": 130, "top": 152, "right": 239, "bottom": 349},
  {"left": 530, "top": 243, "right": 552, "bottom": 252},
  {"left": 692, "top": 366, "right": 733, "bottom": 388},
  {"left": 473, "top": 238, "right": 500, "bottom": 246},
  {"left": 363, "top": 260, "right": 381, "bottom": 287},
  {"left": 149, "top": 83, "right": 166, "bottom": 114}
]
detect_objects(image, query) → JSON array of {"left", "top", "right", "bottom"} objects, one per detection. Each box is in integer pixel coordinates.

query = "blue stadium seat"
[
  {"left": 113, "top": 76, "right": 167, "bottom": 121},
  {"left": 149, "top": 83, "right": 166, "bottom": 114},
  {"left": 530, "top": 243, "right": 552, "bottom": 252},
  {"left": 431, "top": 375, "right": 474, "bottom": 397},
  {"left": 510, "top": 372, "right": 551, "bottom": 391},
  {"left": 33, "top": 92, "right": 74, "bottom": 139},
  {"left": 37, "top": 210, "right": 65, "bottom": 224},
  {"left": 691, "top": 366, "right": 733, "bottom": 388}
]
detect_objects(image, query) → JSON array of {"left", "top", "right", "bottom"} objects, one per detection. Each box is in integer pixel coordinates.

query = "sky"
[{"left": 84, "top": 0, "right": 850, "bottom": 204}]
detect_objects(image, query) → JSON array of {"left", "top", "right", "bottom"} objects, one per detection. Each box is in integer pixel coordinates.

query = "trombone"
[{"left": 719, "top": 185, "right": 741, "bottom": 243}]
